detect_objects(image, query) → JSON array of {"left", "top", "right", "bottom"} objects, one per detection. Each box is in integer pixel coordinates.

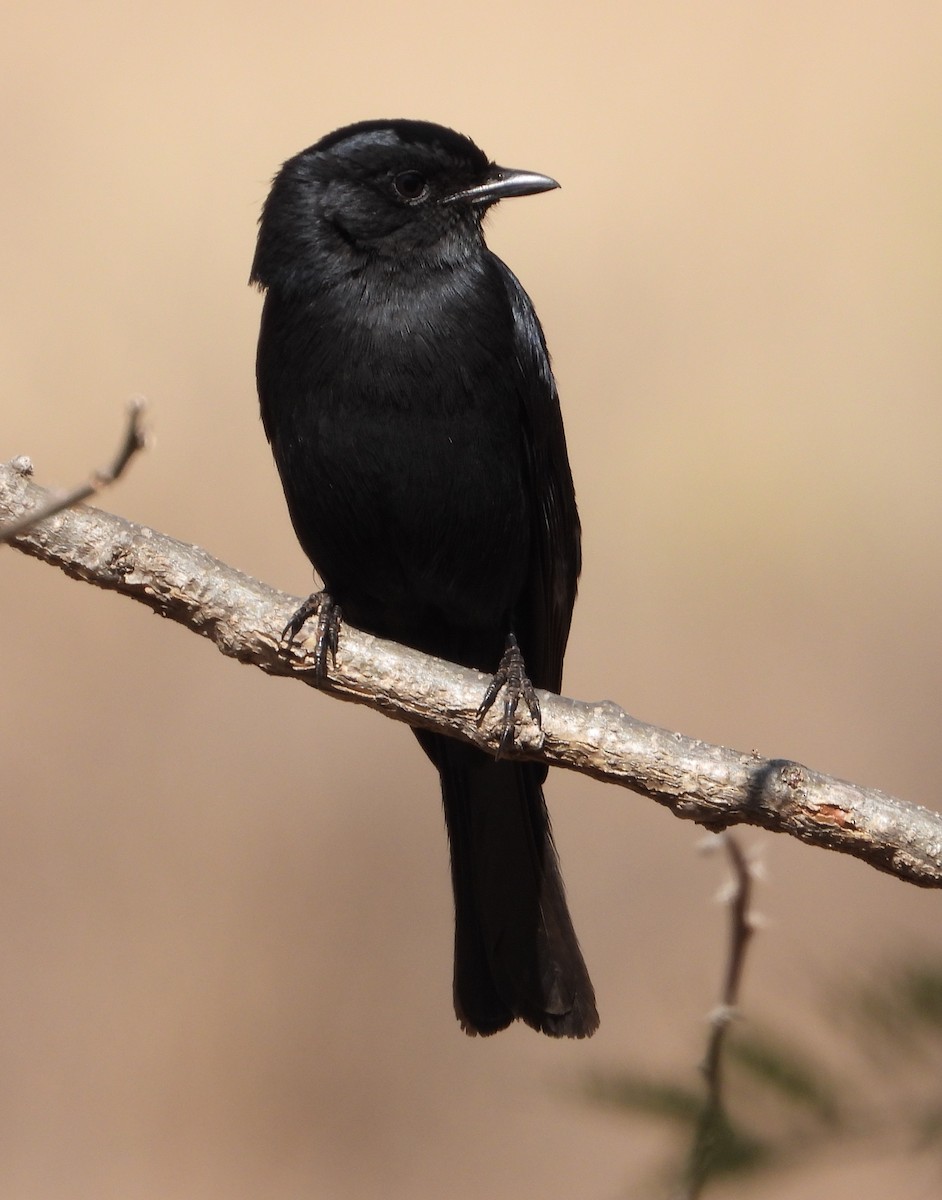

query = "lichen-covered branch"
[{"left": 3, "top": 456, "right": 941, "bottom": 888}]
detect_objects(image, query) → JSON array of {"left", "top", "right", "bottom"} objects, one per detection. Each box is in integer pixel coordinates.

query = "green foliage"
[
  {"left": 684, "top": 1106, "right": 772, "bottom": 1186},
  {"left": 726, "top": 1032, "right": 842, "bottom": 1128},
  {"left": 586, "top": 953, "right": 942, "bottom": 1197},
  {"left": 586, "top": 1073, "right": 704, "bottom": 1124}
]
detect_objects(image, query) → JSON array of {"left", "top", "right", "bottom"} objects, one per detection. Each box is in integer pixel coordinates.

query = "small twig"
[
  {"left": 0, "top": 399, "right": 147, "bottom": 545},
  {"left": 681, "top": 834, "right": 756, "bottom": 1198}
]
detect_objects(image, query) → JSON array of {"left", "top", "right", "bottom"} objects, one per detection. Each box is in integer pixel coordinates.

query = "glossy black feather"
[{"left": 252, "top": 119, "right": 597, "bottom": 1037}]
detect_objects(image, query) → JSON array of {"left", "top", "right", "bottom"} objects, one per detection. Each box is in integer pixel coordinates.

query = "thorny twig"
[{"left": 681, "top": 833, "right": 756, "bottom": 1198}]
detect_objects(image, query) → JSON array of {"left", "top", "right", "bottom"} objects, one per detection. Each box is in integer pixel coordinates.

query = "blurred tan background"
[{"left": 3, "top": 2, "right": 942, "bottom": 1197}]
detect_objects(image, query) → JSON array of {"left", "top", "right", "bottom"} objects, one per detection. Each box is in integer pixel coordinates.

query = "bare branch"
[
  {"left": 3, "top": 457, "right": 941, "bottom": 888},
  {"left": 0, "top": 401, "right": 147, "bottom": 544}
]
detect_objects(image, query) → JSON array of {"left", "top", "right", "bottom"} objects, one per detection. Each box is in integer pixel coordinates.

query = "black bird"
[{"left": 251, "top": 119, "right": 597, "bottom": 1037}]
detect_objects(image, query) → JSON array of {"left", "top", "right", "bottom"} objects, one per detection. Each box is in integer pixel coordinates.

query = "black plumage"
[{"left": 251, "top": 119, "right": 597, "bottom": 1037}]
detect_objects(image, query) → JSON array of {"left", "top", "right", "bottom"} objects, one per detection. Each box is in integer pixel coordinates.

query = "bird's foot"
[
  {"left": 476, "top": 633, "right": 541, "bottom": 757},
  {"left": 281, "top": 590, "right": 342, "bottom": 681}
]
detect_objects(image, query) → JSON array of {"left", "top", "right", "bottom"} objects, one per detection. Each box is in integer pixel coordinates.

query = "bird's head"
[{"left": 250, "top": 119, "right": 558, "bottom": 290}]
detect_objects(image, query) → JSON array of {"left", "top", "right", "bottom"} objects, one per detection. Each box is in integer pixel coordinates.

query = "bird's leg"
[
  {"left": 281, "top": 589, "right": 342, "bottom": 681},
  {"left": 476, "top": 633, "right": 541, "bottom": 757}
]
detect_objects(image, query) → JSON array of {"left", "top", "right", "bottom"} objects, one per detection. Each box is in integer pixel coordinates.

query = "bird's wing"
[{"left": 493, "top": 257, "right": 581, "bottom": 695}]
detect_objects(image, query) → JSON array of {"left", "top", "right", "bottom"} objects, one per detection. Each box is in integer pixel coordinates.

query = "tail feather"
[{"left": 415, "top": 730, "right": 598, "bottom": 1038}]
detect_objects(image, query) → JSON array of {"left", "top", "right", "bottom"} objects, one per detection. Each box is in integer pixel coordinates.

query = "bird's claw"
[
  {"left": 281, "top": 590, "right": 342, "bottom": 681},
  {"left": 476, "top": 634, "right": 541, "bottom": 757}
]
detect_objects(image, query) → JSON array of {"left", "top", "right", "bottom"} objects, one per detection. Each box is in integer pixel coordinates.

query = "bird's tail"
[{"left": 415, "top": 730, "right": 598, "bottom": 1038}]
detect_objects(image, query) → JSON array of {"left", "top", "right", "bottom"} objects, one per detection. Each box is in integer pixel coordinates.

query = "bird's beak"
[{"left": 442, "top": 165, "right": 560, "bottom": 207}]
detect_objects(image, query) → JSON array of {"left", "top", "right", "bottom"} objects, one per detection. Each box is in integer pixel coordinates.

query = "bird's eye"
[{"left": 393, "top": 170, "right": 429, "bottom": 202}]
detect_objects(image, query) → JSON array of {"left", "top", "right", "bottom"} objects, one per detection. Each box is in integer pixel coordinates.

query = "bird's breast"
[{"left": 259, "top": 278, "right": 531, "bottom": 643}]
